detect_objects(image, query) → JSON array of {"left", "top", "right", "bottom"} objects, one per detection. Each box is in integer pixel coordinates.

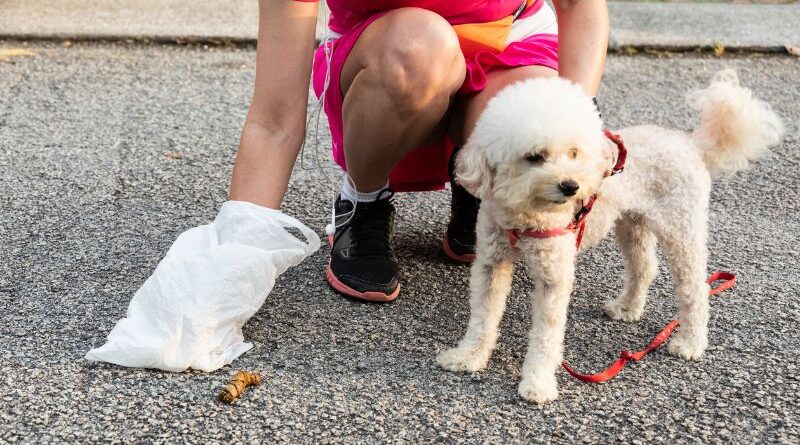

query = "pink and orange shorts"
[{"left": 312, "top": 3, "right": 559, "bottom": 192}]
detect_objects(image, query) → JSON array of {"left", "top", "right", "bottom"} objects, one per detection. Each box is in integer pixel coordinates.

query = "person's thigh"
[
  {"left": 450, "top": 65, "right": 558, "bottom": 146},
  {"left": 339, "top": 8, "right": 466, "bottom": 146}
]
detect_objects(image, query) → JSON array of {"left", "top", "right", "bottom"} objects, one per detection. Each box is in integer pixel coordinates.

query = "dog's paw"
[
  {"left": 604, "top": 298, "right": 644, "bottom": 322},
  {"left": 667, "top": 330, "right": 707, "bottom": 361},
  {"left": 436, "top": 346, "right": 490, "bottom": 373},
  {"left": 518, "top": 375, "right": 558, "bottom": 404}
]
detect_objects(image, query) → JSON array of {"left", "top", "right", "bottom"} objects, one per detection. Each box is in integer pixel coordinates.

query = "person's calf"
[{"left": 444, "top": 147, "right": 480, "bottom": 263}]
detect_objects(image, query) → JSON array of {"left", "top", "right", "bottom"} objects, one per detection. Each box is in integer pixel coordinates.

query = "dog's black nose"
[{"left": 558, "top": 180, "right": 580, "bottom": 196}]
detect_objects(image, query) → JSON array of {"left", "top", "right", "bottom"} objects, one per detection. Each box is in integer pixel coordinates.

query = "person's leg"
[
  {"left": 327, "top": 8, "right": 466, "bottom": 302},
  {"left": 443, "top": 65, "right": 558, "bottom": 263},
  {"left": 340, "top": 8, "right": 466, "bottom": 193}
]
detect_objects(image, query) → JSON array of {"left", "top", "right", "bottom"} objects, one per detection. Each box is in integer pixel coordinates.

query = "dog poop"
[{"left": 218, "top": 370, "right": 261, "bottom": 403}]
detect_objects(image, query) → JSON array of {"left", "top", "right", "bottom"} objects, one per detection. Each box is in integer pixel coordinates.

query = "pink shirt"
[{"left": 295, "top": 0, "right": 538, "bottom": 35}]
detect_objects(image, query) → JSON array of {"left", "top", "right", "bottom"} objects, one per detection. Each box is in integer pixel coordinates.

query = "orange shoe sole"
[
  {"left": 442, "top": 231, "right": 476, "bottom": 263},
  {"left": 325, "top": 262, "right": 400, "bottom": 302},
  {"left": 326, "top": 234, "right": 400, "bottom": 302}
]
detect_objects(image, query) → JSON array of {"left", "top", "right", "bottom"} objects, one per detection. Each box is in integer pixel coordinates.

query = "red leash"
[{"left": 561, "top": 272, "right": 737, "bottom": 383}]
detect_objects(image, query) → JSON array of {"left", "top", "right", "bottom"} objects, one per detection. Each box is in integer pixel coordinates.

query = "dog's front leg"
[
  {"left": 518, "top": 240, "right": 576, "bottom": 404},
  {"left": 437, "top": 225, "right": 514, "bottom": 372}
]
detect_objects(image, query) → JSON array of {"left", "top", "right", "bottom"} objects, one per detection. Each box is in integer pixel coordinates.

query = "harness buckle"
[
  {"left": 573, "top": 206, "right": 590, "bottom": 225},
  {"left": 573, "top": 195, "right": 597, "bottom": 226}
]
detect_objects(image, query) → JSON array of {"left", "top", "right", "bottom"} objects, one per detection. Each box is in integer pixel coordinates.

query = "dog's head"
[{"left": 457, "top": 77, "right": 612, "bottom": 214}]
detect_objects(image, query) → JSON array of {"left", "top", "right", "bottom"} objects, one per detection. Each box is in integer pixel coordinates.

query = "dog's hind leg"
[
  {"left": 604, "top": 215, "right": 658, "bottom": 322},
  {"left": 437, "top": 222, "right": 515, "bottom": 373},
  {"left": 658, "top": 225, "right": 711, "bottom": 361}
]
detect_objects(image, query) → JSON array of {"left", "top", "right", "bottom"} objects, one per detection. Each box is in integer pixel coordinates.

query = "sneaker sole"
[
  {"left": 443, "top": 231, "right": 476, "bottom": 263},
  {"left": 326, "top": 235, "right": 400, "bottom": 302},
  {"left": 326, "top": 262, "right": 400, "bottom": 303}
]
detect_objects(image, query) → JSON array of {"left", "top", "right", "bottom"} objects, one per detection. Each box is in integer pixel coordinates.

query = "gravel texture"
[{"left": 1, "top": 42, "right": 798, "bottom": 443}]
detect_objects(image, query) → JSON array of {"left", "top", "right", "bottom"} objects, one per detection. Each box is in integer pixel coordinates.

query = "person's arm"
[
  {"left": 229, "top": 0, "right": 319, "bottom": 209},
  {"left": 553, "top": 0, "right": 609, "bottom": 96}
]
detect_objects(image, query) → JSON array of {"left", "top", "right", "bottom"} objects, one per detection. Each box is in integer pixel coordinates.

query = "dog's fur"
[{"left": 436, "top": 70, "right": 784, "bottom": 403}]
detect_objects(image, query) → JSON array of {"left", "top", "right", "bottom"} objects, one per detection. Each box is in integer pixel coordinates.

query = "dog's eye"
[
  {"left": 525, "top": 153, "right": 545, "bottom": 164},
  {"left": 568, "top": 148, "right": 579, "bottom": 159}
]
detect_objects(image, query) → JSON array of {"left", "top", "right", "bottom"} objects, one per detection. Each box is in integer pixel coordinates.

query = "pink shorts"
[{"left": 312, "top": 7, "right": 559, "bottom": 192}]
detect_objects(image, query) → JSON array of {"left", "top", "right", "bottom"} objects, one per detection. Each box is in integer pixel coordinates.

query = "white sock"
[{"left": 340, "top": 176, "right": 389, "bottom": 202}]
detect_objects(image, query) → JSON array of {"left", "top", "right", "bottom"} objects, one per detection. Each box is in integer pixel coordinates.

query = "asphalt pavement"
[{"left": 0, "top": 42, "right": 798, "bottom": 443}]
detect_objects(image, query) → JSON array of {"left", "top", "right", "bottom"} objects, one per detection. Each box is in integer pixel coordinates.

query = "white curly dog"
[{"left": 436, "top": 70, "right": 784, "bottom": 404}]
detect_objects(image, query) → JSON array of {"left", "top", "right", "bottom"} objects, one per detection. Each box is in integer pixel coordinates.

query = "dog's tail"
[{"left": 688, "top": 69, "right": 784, "bottom": 179}]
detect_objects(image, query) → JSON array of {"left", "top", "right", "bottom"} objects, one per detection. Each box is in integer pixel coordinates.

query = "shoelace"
[{"left": 349, "top": 199, "right": 393, "bottom": 256}]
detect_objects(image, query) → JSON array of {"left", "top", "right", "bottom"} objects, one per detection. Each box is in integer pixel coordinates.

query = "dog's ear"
[{"left": 455, "top": 142, "right": 493, "bottom": 200}]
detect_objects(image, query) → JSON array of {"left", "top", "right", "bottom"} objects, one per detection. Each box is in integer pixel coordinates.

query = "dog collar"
[
  {"left": 506, "top": 130, "right": 626, "bottom": 249},
  {"left": 604, "top": 129, "right": 627, "bottom": 176},
  {"left": 506, "top": 195, "right": 597, "bottom": 248}
]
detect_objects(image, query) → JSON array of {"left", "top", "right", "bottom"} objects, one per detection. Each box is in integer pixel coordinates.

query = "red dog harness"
[
  {"left": 503, "top": 129, "right": 737, "bottom": 383},
  {"left": 506, "top": 129, "right": 626, "bottom": 249}
]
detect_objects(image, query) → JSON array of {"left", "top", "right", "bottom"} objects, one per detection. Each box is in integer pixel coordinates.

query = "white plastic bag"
[{"left": 85, "top": 201, "right": 320, "bottom": 372}]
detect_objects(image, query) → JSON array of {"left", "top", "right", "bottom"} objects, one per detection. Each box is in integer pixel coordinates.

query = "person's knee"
[{"left": 377, "top": 8, "right": 464, "bottom": 112}]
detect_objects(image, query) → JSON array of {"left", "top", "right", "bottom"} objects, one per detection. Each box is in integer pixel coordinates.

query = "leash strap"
[{"left": 561, "top": 272, "right": 736, "bottom": 383}]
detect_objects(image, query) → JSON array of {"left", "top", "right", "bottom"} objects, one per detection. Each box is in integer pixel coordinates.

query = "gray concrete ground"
[
  {"left": 0, "top": 0, "right": 260, "bottom": 42},
  {"left": 608, "top": 2, "right": 800, "bottom": 50},
  {"left": 1, "top": 0, "right": 798, "bottom": 50},
  {"left": 1, "top": 42, "right": 799, "bottom": 443}
]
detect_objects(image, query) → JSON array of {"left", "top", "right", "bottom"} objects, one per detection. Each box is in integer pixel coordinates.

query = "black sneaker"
[
  {"left": 326, "top": 189, "right": 400, "bottom": 302},
  {"left": 443, "top": 148, "right": 479, "bottom": 263}
]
